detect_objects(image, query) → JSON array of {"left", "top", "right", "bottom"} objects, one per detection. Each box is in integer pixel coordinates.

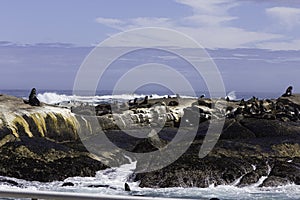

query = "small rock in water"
[
  {"left": 0, "top": 178, "right": 19, "bottom": 187},
  {"left": 61, "top": 182, "right": 74, "bottom": 187},
  {"left": 124, "top": 183, "right": 131, "bottom": 191},
  {"left": 87, "top": 184, "right": 110, "bottom": 188}
]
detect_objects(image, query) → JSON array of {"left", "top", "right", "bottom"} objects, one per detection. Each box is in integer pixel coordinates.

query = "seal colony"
[
  {"left": 0, "top": 86, "right": 300, "bottom": 189},
  {"left": 82, "top": 86, "right": 300, "bottom": 130}
]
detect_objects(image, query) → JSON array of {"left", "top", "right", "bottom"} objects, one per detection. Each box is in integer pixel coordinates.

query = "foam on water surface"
[{"left": 37, "top": 92, "right": 195, "bottom": 105}]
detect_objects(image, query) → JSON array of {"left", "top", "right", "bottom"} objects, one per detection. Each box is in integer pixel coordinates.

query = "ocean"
[
  {"left": 0, "top": 160, "right": 299, "bottom": 200},
  {"left": 0, "top": 89, "right": 299, "bottom": 200},
  {"left": 0, "top": 89, "right": 283, "bottom": 103}
]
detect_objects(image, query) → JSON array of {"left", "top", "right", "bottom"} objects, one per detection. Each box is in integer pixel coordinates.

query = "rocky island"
[{"left": 0, "top": 92, "right": 299, "bottom": 188}]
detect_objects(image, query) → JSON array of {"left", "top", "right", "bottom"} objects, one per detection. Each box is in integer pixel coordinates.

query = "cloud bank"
[{"left": 95, "top": 0, "right": 300, "bottom": 50}]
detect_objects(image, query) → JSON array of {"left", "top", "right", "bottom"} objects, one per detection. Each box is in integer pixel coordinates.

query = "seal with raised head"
[
  {"left": 282, "top": 86, "right": 293, "bottom": 97},
  {"left": 140, "top": 96, "right": 148, "bottom": 105},
  {"left": 28, "top": 88, "right": 40, "bottom": 106}
]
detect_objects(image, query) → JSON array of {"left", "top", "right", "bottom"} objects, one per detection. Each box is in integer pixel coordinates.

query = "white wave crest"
[
  {"left": 37, "top": 92, "right": 195, "bottom": 105},
  {"left": 37, "top": 92, "right": 72, "bottom": 104},
  {"left": 226, "top": 91, "right": 237, "bottom": 100}
]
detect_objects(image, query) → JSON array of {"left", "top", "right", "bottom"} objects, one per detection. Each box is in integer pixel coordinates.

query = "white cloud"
[
  {"left": 266, "top": 7, "right": 300, "bottom": 30},
  {"left": 95, "top": 0, "right": 299, "bottom": 50},
  {"left": 177, "top": 27, "right": 281, "bottom": 49},
  {"left": 175, "top": 0, "right": 239, "bottom": 26},
  {"left": 175, "top": 0, "right": 237, "bottom": 16},
  {"left": 183, "top": 14, "right": 237, "bottom": 26},
  {"left": 95, "top": 17, "right": 125, "bottom": 29},
  {"left": 130, "top": 18, "right": 173, "bottom": 27},
  {"left": 96, "top": 17, "right": 173, "bottom": 30},
  {"left": 257, "top": 39, "right": 300, "bottom": 51}
]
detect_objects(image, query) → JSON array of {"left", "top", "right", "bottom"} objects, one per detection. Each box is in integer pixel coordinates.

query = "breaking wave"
[
  {"left": 0, "top": 160, "right": 299, "bottom": 200},
  {"left": 37, "top": 92, "right": 195, "bottom": 105}
]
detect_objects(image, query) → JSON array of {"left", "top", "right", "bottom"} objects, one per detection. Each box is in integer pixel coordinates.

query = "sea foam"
[{"left": 0, "top": 162, "right": 299, "bottom": 200}]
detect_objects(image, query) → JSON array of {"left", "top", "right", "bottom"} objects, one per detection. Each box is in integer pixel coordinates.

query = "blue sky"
[
  {"left": 0, "top": 0, "right": 300, "bottom": 93},
  {"left": 1, "top": 0, "right": 300, "bottom": 49}
]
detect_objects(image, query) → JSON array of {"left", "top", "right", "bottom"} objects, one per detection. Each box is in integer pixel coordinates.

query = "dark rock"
[
  {"left": 88, "top": 184, "right": 110, "bottom": 188},
  {"left": 125, "top": 183, "right": 131, "bottom": 191},
  {"left": 134, "top": 155, "right": 253, "bottom": 188},
  {"left": 87, "top": 184, "right": 117, "bottom": 190},
  {"left": 238, "top": 169, "right": 263, "bottom": 187},
  {"left": 133, "top": 121, "right": 300, "bottom": 188},
  {"left": 95, "top": 104, "right": 111, "bottom": 116},
  {"left": 261, "top": 161, "right": 300, "bottom": 187},
  {"left": 168, "top": 101, "right": 179, "bottom": 106},
  {"left": 132, "top": 138, "right": 161, "bottom": 153},
  {"left": 62, "top": 182, "right": 74, "bottom": 187},
  {"left": 196, "top": 98, "right": 212, "bottom": 108},
  {"left": 221, "top": 119, "right": 256, "bottom": 139},
  {"left": 0, "top": 178, "right": 19, "bottom": 187},
  {"left": 261, "top": 176, "right": 291, "bottom": 187},
  {"left": 239, "top": 118, "right": 300, "bottom": 137},
  {"left": 0, "top": 138, "right": 108, "bottom": 182}
]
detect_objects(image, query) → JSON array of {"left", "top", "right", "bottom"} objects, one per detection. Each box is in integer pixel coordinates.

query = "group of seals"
[
  {"left": 23, "top": 88, "right": 40, "bottom": 106},
  {"left": 225, "top": 86, "right": 300, "bottom": 121},
  {"left": 129, "top": 96, "right": 149, "bottom": 107}
]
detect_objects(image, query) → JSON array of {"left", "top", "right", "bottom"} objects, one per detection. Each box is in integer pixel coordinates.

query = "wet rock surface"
[
  {"left": 0, "top": 95, "right": 109, "bottom": 182},
  {"left": 0, "top": 137, "right": 108, "bottom": 182},
  {"left": 130, "top": 95, "right": 300, "bottom": 188},
  {"left": 133, "top": 135, "right": 300, "bottom": 188}
]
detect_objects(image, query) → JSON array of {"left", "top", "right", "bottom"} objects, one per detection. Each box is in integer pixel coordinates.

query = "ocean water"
[
  {"left": 0, "top": 160, "right": 299, "bottom": 200},
  {"left": 0, "top": 89, "right": 282, "bottom": 104},
  {"left": 0, "top": 89, "right": 298, "bottom": 200}
]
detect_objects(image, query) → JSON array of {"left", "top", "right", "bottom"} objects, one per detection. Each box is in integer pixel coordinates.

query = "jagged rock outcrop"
[
  {"left": 131, "top": 95, "right": 300, "bottom": 188},
  {"left": 0, "top": 95, "right": 80, "bottom": 142},
  {"left": 0, "top": 95, "right": 109, "bottom": 182},
  {"left": 1, "top": 93, "right": 300, "bottom": 188}
]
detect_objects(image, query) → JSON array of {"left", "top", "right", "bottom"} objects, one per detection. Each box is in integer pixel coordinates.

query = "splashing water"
[
  {"left": 226, "top": 91, "right": 237, "bottom": 100},
  {"left": 0, "top": 160, "right": 300, "bottom": 200}
]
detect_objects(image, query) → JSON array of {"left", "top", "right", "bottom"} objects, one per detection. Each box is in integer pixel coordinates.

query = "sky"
[{"left": 0, "top": 0, "right": 300, "bottom": 94}]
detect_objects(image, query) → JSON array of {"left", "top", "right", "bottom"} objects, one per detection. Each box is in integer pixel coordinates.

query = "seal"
[
  {"left": 282, "top": 86, "right": 293, "bottom": 97},
  {"left": 140, "top": 96, "right": 149, "bottom": 105},
  {"left": 24, "top": 88, "right": 40, "bottom": 106},
  {"left": 29, "top": 88, "right": 40, "bottom": 106}
]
